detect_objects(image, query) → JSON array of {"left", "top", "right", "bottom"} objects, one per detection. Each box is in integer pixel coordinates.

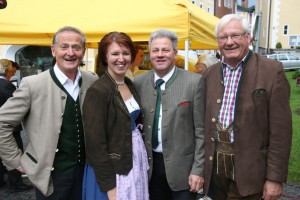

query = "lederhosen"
[{"left": 213, "top": 121, "right": 235, "bottom": 180}]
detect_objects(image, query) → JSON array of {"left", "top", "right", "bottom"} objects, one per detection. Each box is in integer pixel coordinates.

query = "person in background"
[
  {"left": 0, "top": 26, "right": 98, "bottom": 199},
  {"left": 215, "top": 51, "right": 221, "bottom": 61},
  {"left": 203, "top": 14, "right": 292, "bottom": 200},
  {"left": 0, "top": 59, "right": 32, "bottom": 193},
  {"left": 195, "top": 54, "right": 219, "bottom": 74},
  {"left": 134, "top": 29, "right": 205, "bottom": 200},
  {"left": 174, "top": 54, "right": 198, "bottom": 73},
  {"left": 125, "top": 45, "right": 144, "bottom": 80},
  {"left": 82, "top": 32, "right": 149, "bottom": 200}
]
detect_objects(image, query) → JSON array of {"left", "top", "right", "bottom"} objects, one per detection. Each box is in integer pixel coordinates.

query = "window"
[
  {"left": 269, "top": 55, "right": 278, "bottom": 60},
  {"left": 278, "top": 54, "right": 288, "bottom": 61},
  {"left": 192, "top": 0, "right": 195, "bottom": 4},
  {"left": 287, "top": 54, "right": 299, "bottom": 60},
  {"left": 283, "top": 25, "right": 288, "bottom": 35},
  {"left": 15, "top": 46, "right": 53, "bottom": 78},
  {"left": 218, "top": 0, "right": 221, "bottom": 7},
  {"left": 224, "top": 0, "right": 232, "bottom": 8},
  {"left": 289, "top": 36, "right": 300, "bottom": 46},
  {"left": 199, "top": 3, "right": 203, "bottom": 8}
]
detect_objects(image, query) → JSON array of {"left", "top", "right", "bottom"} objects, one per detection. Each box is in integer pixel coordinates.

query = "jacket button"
[
  {"left": 148, "top": 125, "right": 151, "bottom": 129},
  {"left": 55, "top": 149, "right": 59, "bottom": 152},
  {"left": 147, "top": 141, "right": 151, "bottom": 145},
  {"left": 209, "top": 156, "right": 213, "bottom": 161},
  {"left": 212, "top": 118, "right": 216, "bottom": 122},
  {"left": 150, "top": 108, "right": 154, "bottom": 113},
  {"left": 148, "top": 157, "right": 151, "bottom": 160},
  {"left": 211, "top": 138, "right": 215, "bottom": 142},
  {"left": 217, "top": 99, "right": 221, "bottom": 104},
  {"left": 61, "top": 96, "right": 66, "bottom": 100},
  {"left": 51, "top": 167, "right": 54, "bottom": 171}
]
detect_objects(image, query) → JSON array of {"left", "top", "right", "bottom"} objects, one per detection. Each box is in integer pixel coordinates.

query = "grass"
[{"left": 285, "top": 71, "right": 300, "bottom": 185}]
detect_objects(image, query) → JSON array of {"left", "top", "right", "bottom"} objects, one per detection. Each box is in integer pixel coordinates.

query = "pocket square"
[{"left": 178, "top": 101, "right": 191, "bottom": 107}]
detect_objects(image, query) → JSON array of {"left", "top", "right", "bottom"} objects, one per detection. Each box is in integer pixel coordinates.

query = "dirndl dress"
[{"left": 82, "top": 98, "right": 149, "bottom": 200}]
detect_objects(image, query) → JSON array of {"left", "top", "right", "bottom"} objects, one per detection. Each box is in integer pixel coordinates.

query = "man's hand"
[
  {"left": 107, "top": 187, "right": 116, "bottom": 200},
  {"left": 262, "top": 180, "right": 283, "bottom": 200},
  {"left": 189, "top": 175, "right": 204, "bottom": 192},
  {"left": 17, "top": 166, "right": 25, "bottom": 173}
]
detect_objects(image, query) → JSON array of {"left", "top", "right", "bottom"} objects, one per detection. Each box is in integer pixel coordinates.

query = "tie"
[{"left": 152, "top": 79, "right": 165, "bottom": 149}]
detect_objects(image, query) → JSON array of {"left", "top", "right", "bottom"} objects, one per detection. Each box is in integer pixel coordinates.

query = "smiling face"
[
  {"left": 51, "top": 31, "right": 85, "bottom": 79},
  {"left": 218, "top": 20, "right": 251, "bottom": 67},
  {"left": 150, "top": 37, "right": 177, "bottom": 78},
  {"left": 106, "top": 42, "right": 132, "bottom": 81}
]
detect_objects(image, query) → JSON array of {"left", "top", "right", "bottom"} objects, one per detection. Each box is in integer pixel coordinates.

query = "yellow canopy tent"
[{"left": 0, "top": 0, "right": 219, "bottom": 50}]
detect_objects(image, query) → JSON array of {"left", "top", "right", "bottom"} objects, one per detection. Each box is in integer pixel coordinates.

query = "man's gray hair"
[
  {"left": 52, "top": 26, "right": 86, "bottom": 48},
  {"left": 215, "top": 14, "right": 249, "bottom": 37},
  {"left": 149, "top": 29, "right": 178, "bottom": 51}
]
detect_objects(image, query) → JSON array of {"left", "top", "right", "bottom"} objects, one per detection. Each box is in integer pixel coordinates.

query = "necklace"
[{"left": 115, "top": 80, "right": 125, "bottom": 85}]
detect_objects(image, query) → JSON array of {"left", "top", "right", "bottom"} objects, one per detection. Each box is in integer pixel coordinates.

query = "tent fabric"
[{"left": 0, "top": 0, "right": 219, "bottom": 49}]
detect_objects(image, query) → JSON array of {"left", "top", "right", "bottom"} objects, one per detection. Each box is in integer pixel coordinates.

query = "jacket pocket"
[
  {"left": 25, "top": 152, "right": 37, "bottom": 164},
  {"left": 108, "top": 153, "right": 121, "bottom": 160}
]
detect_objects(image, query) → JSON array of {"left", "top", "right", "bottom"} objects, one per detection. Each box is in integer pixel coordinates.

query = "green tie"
[{"left": 152, "top": 79, "right": 165, "bottom": 148}]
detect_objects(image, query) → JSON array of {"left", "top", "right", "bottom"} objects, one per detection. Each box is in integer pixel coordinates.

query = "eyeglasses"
[{"left": 217, "top": 32, "right": 246, "bottom": 43}]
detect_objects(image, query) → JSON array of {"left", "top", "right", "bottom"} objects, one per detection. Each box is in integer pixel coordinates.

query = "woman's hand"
[{"left": 107, "top": 187, "right": 116, "bottom": 200}]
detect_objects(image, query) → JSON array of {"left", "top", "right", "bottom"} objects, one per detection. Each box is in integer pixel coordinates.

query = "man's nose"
[{"left": 67, "top": 47, "right": 75, "bottom": 55}]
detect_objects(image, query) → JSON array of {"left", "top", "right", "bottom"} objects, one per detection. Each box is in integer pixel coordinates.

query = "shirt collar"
[
  {"left": 222, "top": 51, "right": 249, "bottom": 70},
  {"left": 0, "top": 75, "right": 6, "bottom": 80},
  {"left": 53, "top": 64, "right": 81, "bottom": 85},
  {"left": 154, "top": 66, "right": 175, "bottom": 84}
]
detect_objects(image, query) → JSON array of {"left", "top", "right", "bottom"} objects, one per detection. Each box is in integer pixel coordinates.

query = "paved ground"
[
  {"left": 1, "top": 132, "right": 299, "bottom": 200},
  {"left": 1, "top": 180, "right": 300, "bottom": 200}
]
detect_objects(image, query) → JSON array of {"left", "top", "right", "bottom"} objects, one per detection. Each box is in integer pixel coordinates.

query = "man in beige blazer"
[
  {"left": 0, "top": 26, "right": 98, "bottom": 199},
  {"left": 134, "top": 29, "right": 205, "bottom": 200}
]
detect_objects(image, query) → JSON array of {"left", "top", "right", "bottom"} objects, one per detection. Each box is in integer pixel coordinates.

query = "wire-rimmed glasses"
[{"left": 217, "top": 32, "right": 247, "bottom": 43}]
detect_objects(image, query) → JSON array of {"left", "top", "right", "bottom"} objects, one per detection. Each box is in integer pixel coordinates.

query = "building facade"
[
  {"left": 189, "top": 0, "right": 237, "bottom": 18},
  {"left": 256, "top": 0, "right": 300, "bottom": 53}
]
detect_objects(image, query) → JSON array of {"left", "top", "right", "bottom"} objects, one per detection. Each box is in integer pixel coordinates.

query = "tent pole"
[
  {"left": 85, "top": 49, "right": 88, "bottom": 71},
  {"left": 184, "top": 40, "right": 189, "bottom": 70}
]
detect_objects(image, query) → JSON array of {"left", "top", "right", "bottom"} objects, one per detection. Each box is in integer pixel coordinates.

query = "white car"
[{"left": 265, "top": 53, "right": 300, "bottom": 70}]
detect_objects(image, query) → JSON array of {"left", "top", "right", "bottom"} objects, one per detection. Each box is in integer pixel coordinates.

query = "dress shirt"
[
  {"left": 53, "top": 65, "right": 81, "bottom": 100},
  {"left": 218, "top": 53, "right": 248, "bottom": 142},
  {"left": 153, "top": 66, "right": 175, "bottom": 152}
]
